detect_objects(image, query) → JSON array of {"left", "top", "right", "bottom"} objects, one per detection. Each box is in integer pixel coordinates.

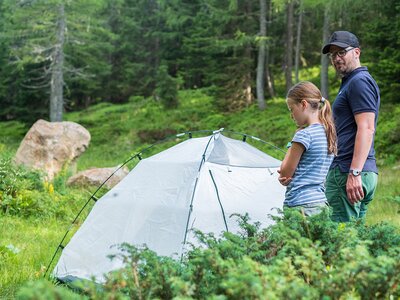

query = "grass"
[
  {"left": 0, "top": 213, "right": 91, "bottom": 299},
  {"left": 367, "top": 167, "right": 400, "bottom": 226},
  {"left": 0, "top": 88, "right": 399, "bottom": 298},
  {"left": 0, "top": 217, "right": 69, "bottom": 299}
]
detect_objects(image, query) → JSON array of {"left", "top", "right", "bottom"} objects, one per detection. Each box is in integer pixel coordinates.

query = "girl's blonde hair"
[{"left": 286, "top": 81, "right": 337, "bottom": 155}]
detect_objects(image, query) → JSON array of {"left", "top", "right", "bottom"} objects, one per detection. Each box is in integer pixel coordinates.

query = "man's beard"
[
  {"left": 335, "top": 64, "right": 353, "bottom": 78},
  {"left": 335, "top": 68, "right": 347, "bottom": 78}
]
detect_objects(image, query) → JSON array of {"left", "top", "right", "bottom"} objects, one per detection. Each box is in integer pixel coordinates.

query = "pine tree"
[
  {"left": 155, "top": 64, "right": 179, "bottom": 109},
  {"left": 3, "top": 0, "right": 112, "bottom": 121}
]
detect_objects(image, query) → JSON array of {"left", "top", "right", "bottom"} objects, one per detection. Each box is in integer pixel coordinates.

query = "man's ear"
[{"left": 355, "top": 48, "right": 361, "bottom": 59}]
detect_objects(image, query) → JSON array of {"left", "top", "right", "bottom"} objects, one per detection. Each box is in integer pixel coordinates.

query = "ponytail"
[{"left": 319, "top": 98, "right": 337, "bottom": 155}]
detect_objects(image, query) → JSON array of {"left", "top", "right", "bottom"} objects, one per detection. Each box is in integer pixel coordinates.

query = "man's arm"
[{"left": 346, "top": 112, "right": 376, "bottom": 203}]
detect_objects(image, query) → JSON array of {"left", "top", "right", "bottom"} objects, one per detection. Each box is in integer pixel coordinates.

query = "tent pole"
[
  {"left": 209, "top": 170, "right": 229, "bottom": 232},
  {"left": 180, "top": 134, "right": 215, "bottom": 260}
]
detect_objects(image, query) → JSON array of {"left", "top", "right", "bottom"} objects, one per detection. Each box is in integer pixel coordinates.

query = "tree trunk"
[
  {"left": 321, "top": 5, "right": 330, "bottom": 99},
  {"left": 294, "top": 1, "right": 303, "bottom": 83},
  {"left": 244, "top": 45, "right": 253, "bottom": 106},
  {"left": 244, "top": 0, "right": 253, "bottom": 107},
  {"left": 265, "top": 47, "right": 275, "bottom": 98},
  {"left": 256, "top": 0, "right": 267, "bottom": 110},
  {"left": 265, "top": 0, "right": 275, "bottom": 98},
  {"left": 50, "top": 3, "right": 65, "bottom": 122},
  {"left": 285, "top": 0, "right": 294, "bottom": 92}
]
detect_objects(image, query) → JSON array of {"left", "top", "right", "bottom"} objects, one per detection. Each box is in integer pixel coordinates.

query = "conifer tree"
[
  {"left": 3, "top": 0, "right": 111, "bottom": 121},
  {"left": 155, "top": 64, "right": 179, "bottom": 109}
]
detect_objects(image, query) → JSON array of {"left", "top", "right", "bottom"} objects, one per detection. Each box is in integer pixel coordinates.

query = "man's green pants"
[{"left": 325, "top": 167, "right": 378, "bottom": 222}]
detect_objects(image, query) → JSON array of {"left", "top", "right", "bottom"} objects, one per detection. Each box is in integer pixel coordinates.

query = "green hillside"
[
  {"left": 1, "top": 89, "right": 292, "bottom": 169},
  {"left": 1, "top": 88, "right": 399, "bottom": 226},
  {"left": 1, "top": 88, "right": 399, "bottom": 167}
]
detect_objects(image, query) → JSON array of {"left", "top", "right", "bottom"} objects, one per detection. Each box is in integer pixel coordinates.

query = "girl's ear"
[{"left": 301, "top": 99, "right": 308, "bottom": 109}]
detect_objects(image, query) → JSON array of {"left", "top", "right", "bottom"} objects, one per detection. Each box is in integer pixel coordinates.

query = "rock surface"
[
  {"left": 14, "top": 119, "right": 91, "bottom": 180},
  {"left": 67, "top": 166, "right": 130, "bottom": 189}
]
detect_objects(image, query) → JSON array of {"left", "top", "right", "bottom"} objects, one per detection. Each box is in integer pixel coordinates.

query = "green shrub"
[
  {"left": 0, "top": 155, "right": 44, "bottom": 215},
  {"left": 21, "top": 209, "right": 400, "bottom": 299},
  {"left": 16, "top": 279, "right": 86, "bottom": 300},
  {"left": 0, "top": 154, "right": 85, "bottom": 220}
]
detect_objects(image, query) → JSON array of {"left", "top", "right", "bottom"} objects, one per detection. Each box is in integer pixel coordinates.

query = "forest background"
[
  {"left": 0, "top": 0, "right": 399, "bottom": 124},
  {"left": 0, "top": 0, "right": 400, "bottom": 298}
]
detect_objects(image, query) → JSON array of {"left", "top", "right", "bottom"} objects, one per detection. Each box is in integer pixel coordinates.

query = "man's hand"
[
  {"left": 346, "top": 174, "right": 364, "bottom": 204},
  {"left": 277, "top": 169, "right": 292, "bottom": 186}
]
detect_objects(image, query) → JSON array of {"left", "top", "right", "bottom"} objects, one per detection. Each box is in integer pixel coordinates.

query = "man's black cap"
[{"left": 322, "top": 31, "right": 360, "bottom": 54}]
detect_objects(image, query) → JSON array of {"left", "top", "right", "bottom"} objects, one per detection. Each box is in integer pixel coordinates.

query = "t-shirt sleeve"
[
  {"left": 292, "top": 129, "right": 311, "bottom": 151},
  {"left": 348, "top": 76, "right": 379, "bottom": 115}
]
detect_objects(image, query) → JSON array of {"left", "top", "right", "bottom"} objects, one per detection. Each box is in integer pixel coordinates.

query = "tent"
[{"left": 52, "top": 130, "right": 286, "bottom": 283}]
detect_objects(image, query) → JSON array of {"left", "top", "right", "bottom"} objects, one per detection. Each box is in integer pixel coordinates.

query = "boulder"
[
  {"left": 67, "top": 166, "right": 129, "bottom": 189},
  {"left": 14, "top": 119, "right": 91, "bottom": 180}
]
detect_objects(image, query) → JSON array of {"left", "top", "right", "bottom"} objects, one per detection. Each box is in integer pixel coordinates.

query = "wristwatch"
[{"left": 349, "top": 169, "right": 362, "bottom": 176}]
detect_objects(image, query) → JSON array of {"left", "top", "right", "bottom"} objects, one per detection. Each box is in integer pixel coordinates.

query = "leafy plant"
[
  {"left": 0, "top": 154, "right": 85, "bottom": 220},
  {"left": 20, "top": 209, "right": 400, "bottom": 299},
  {"left": 17, "top": 279, "right": 86, "bottom": 300}
]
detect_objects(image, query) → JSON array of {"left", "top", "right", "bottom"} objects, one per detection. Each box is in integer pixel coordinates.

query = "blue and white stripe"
[{"left": 284, "top": 123, "right": 333, "bottom": 207}]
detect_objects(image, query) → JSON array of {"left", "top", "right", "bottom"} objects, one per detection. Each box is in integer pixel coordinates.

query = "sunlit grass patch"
[
  {"left": 0, "top": 217, "right": 72, "bottom": 298},
  {"left": 368, "top": 167, "right": 400, "bottom": 227}
]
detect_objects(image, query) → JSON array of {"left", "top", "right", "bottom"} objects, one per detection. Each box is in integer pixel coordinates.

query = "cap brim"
[{"left": 322, "top": 42, "right": 351, "bottom": 54}]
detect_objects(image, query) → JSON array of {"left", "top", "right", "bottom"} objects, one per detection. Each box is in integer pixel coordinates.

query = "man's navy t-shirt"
[{"left": 331, "top": 67, "right": 380, "bottom": 173}]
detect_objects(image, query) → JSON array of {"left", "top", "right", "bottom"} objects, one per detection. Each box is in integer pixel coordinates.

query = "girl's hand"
[
  {"left": 278, "top": 176, "right": 292, "bottom": 186},
  {"left": 277, "top": 169, "right": 292, "bottom": 186}
]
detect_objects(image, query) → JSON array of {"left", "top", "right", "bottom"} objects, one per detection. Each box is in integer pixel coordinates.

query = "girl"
[{"left": 278, "top": 81, "right": 337, "bottom": 216}]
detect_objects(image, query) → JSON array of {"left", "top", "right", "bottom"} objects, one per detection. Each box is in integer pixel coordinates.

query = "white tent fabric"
[{"left": 53, "top": 133, "right": 285, "bottom": 283}]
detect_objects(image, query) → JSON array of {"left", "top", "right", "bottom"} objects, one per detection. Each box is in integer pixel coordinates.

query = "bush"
[
  {"left": 17, "top": 280, "right": 86, "bottom": 300},
  {"left": 0, "top": 154, "right": 85, "bottom": 220},
  {"left": 0, "top": 155, "right": 44, "bottom": 215},
  {"left": 20, "top": 209, "right": 400, "bottom": 299}
]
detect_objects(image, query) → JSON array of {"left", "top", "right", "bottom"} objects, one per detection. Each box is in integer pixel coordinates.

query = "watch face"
[{"left": 352, "top": 169, "right": 361, "bottom": 176}]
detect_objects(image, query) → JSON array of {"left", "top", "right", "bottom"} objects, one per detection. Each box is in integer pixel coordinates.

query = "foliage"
[
  {"left": 17, "top": 280, "right": 87, "bottom": 300},
  {"left": 0, "top": 0, "right": 112, "bottom": 121},
  {"left": 155, "top": 64, "right": 180, "bottom": 109},
  {"left": 374, "top": 104, "right": 400, "bottom": 165},
  {"left": 17, "top": 210, "right": 400, "bottom": 299},
  {"left": 0, "top": 0, "right": 399, "bottom": 121},
  {"left": 0, "top": 153, "right": 85, "bottom": 220},
  {"left": 358, "top": 0, "right": 400, "bottom": 104},
  {"left": 0, "top": 121, "right": 28, "bottom": 150},
  {"left": 182, "top": 0, "right": 260, "bottom": 111}
]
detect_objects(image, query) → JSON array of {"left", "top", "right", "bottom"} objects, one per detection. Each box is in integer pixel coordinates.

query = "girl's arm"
[{"left": 279, "top": 142, "right": 305, "bottom": 179}]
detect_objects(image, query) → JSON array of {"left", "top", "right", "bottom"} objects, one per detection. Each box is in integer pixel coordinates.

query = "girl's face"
[{"left": 287, "top": 100, "right": 307, "bottom": 127}]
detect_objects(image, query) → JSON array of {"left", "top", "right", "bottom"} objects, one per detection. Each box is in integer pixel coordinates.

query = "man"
[{"left": 322, "top": 31, "right": 380, "bottom": 222}]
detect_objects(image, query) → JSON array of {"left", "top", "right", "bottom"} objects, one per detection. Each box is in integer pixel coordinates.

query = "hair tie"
[{"left": 320, "top": 97, "right": 326, "bottom": 104}]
